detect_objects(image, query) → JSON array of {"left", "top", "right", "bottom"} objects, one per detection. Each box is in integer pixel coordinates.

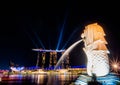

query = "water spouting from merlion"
[
  {"left": 54, "top": 39, "right": 83, "bottom": 70},
  {"left": 55, "top": 23, "right": 109, "bottom": 77}
]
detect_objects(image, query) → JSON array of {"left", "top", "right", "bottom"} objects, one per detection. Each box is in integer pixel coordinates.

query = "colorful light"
[{"left": 110, "top": 57, "right": 120, "bottom": 73}]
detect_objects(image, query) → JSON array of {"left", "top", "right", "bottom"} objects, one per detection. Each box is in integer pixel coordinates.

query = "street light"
[
  {"left": 110, "top": 58, "right": 120, "bottom": 73},
  {"left": 112, "top": 64, "right": 118, "bottom": 69}
]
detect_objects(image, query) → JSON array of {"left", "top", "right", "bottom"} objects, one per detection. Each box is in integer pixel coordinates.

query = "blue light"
[
  {"left": 25, "top": 30, "right": 38, "bottom": 48},
  {"left": 16, "top": 67, "right": 24, "bottom": 71},
  {"left": 56, "top": 11, "right": 68, "bottom": 50},
  {"left": 34, "top": 32, "right": 45, "bottom": 49},
  {"left": 71, "top": 65, "right": 86, "bottom": 68},
  {"left": 56, "top": 25, "right": 64, "bottom": 50},
  {"left": 62, "top": 28, "right": 79, "bottom": 49}
]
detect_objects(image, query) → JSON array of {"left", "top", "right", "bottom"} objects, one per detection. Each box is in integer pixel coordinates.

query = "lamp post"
[{"left": 112, "top": 63, "right": 120, "bottom": 74}]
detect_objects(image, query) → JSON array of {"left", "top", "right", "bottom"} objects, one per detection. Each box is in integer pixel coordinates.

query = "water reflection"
[
  {"left": 32, "top": 74, "right": 48, "bottom": 85},
  {"left": 0, "top": 71, "right": 79, "bottom": 85},
  {"left": 32, "top": 72, "right": 78, "bottom": 85}
]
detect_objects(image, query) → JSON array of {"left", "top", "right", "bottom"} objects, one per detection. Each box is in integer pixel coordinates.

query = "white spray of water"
[{"left": 54, "top": 39, "right": 83, "bottom": 70}]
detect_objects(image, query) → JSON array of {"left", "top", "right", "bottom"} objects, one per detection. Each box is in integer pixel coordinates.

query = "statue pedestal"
[{"left": 74, "top": 73, "right": 120, "bottom": 85}]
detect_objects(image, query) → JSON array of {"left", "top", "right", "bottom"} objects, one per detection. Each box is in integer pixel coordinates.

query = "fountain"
[
  {"left": 55, "top": 22, "right": 120, "bottom": 85},
  {"left": 75, "top": 23, "right": 120, "bottom": 85},
  {"left": 55, "top": 23, "right": 110, "bottom": 77},
  {"left": 54, "top": 39, "right": 83, "bottom": 69}
]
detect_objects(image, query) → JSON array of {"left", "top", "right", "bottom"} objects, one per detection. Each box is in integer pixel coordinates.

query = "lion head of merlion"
[{"left": 81, "top": 23, "right": 109, "bottom": 51}]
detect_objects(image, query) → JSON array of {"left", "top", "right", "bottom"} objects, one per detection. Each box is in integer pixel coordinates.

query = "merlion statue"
[{"left": 81, "top": 23, "right": 110, "bottom": 76}]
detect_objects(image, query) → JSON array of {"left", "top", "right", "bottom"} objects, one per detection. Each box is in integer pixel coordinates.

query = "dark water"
[{"left": 0, "top": 72, "right": 79, "bottom": 85}]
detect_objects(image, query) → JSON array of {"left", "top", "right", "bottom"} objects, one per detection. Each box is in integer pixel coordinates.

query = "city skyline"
[{"left": 0, "top": 1, "right": 120, "bottom": 69}]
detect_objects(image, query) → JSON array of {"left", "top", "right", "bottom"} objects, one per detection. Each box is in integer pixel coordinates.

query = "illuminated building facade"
[
  {"left": 49, "top": 52, "right": 57, "bottom": 68},
  {"left": 60, "top": 51, "right": 70, "bottom": 69},
  {"left": 81, "top": 23, "right": 110, "bottom": 76},
  {"left": 41, "top": 52, "right": 46, "bottom": 69},
  {"left": 32, "top": 49, "right": 67, "bottom": 69}
]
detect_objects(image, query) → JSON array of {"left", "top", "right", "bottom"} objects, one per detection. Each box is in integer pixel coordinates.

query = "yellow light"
[
  {"left": 110, "top": 57, "right": 120, "bottom": 73},
  {"left": 113, "top": 64, "right": 118, "bottom": 69}
]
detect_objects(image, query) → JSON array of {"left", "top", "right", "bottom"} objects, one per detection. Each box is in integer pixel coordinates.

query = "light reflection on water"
[
  {"left": 31, "top": 74, "right": 48, "bottom": 85},
  {"left": 0, "top": 72, "right": 79, "bottom": 85},
  {"left": 31, "top": 72, "right": 79, "bottom": 85}
]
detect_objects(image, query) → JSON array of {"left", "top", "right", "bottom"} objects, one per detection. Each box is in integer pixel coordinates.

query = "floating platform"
[{"left": 74, "top": 73, "right": 120, "bottom": 85}]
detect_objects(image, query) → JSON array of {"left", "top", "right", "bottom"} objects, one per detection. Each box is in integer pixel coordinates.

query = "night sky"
[{"left": 0, "top": 1, "right": 120, "bottom": 69}]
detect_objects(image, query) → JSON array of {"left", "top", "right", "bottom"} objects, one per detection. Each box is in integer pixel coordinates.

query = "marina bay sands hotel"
[{"left": 32, "top": 49, "right": 69, "bottom": 69}]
